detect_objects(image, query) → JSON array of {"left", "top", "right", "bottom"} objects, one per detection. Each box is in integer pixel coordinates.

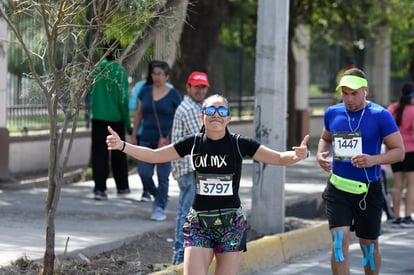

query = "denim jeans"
[
  {"left": 173, "top": 172, "right": 195, "bottom": 263},
  {"left": 138, "top": 141, "right": 171, "bottom": 209}
]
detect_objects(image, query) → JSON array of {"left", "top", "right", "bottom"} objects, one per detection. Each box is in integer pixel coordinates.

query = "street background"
[{"left": 1, "top": 156, "right": 413, "bottom": 274}]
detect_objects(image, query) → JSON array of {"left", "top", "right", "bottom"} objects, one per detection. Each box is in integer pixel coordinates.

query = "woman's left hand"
[{"left": 292, "top": 134, "right": 310, "bottom": 160}]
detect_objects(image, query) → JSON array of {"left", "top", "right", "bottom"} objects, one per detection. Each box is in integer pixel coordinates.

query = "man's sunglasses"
[{"left": 202, "top": 106, "right": 230, "bottom": 117}]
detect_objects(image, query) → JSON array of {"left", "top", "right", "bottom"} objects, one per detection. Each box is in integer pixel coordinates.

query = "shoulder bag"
[{"left": 152, "top": 96, "right": 171, "bottom": 148}]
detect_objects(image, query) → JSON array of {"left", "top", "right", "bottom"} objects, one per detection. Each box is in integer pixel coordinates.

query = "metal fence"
[
  {"left": 7, "top": 105, "right": 51, "bottom": 131},
  {"left": 6, "top": 71, "right": 90, "bottom": 131},
  {"left": 7, "top": 104, "right": 89, "bottom": 132},
  {"left": 7, "top": 94, "right": 334, "bottom": 132},
  {"left": 7, "top": 97, "right": 255, "bottom": 132},
  {"left": 228, "top": 96, "right": 255, "bottom": 118}
]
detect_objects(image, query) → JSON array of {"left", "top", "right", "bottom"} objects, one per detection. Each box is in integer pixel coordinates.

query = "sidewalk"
[{"left": 0, "top": 156, "right": 328, "bottom": 269}]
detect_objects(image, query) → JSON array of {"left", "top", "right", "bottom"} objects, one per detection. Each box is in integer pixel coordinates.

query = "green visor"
[{"left": 336, "top": 75, "right": 368, "bottom": 92}]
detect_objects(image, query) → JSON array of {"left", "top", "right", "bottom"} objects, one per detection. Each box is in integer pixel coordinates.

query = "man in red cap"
[{"left": 170, "top": 71, "right": 210, "bottom": 265}]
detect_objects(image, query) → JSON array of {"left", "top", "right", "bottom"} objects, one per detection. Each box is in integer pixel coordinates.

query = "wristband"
[{"left": 121, "top": 141, "right": 126, "bottom": 152}]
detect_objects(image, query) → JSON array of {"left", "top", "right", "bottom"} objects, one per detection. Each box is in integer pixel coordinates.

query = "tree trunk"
[
  {"left": 43, "top": 100, "right": 60, "bottom": 274},
  {"left": 43, "top": 212, "right": 56, "bottom": 274},
  {"left": 121, "top": 0, "right": 185, "bottom": 75},
  {"left": 287, "top": 1, "right": 298, "bottom": 149},
  {"left": 170, "top": 0, "right": 230, "bottom": 94}
]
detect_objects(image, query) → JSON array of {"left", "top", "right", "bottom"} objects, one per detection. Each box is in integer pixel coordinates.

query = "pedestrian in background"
[
  {"left": 335, "top": 56, "right": 357, "bottom": 102},
  {"left": 171, "top": 71, "right": 210, "bottom": 265},
  {"left": 336, "top": 56, "right": 357, "bottom": 85},
  {"left": 387, "top": 81, "right": 414, "bottom": 227},
  {"left": 89, "top": 39, "right": 132, "bottom": 200},
  {"left": 317, "top": 68, "right": 404, "bottom": 275},
  {"left": 129, "top": 61, "right": 174, "bottom": 202},
  {"left": 131, "top": 60, "right": 181, "bottom": 221},
  {"left": 107, "top": 94, "right": 309, "bottom": 275},
  {"left": 380, "top": 160, "right": 394, "bottom": 223}
]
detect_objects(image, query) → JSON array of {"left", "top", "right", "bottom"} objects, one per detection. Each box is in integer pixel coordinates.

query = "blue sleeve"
[
  {"left": 379, "top": 109, "right": 399, "bottom": 137},
  {"left": 129, "top": 80, "right": 146, "bottom": 111},
  {"left": 324, "top": 108, "right": 332, "bottom": 132},
  {"left": 166, "top": 82, "right": 174, "bottom": 89}
]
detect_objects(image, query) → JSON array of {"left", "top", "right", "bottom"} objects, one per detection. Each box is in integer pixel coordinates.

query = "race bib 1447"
[{"left": 333, "top": 132, "right": 362, "bottom": 162}]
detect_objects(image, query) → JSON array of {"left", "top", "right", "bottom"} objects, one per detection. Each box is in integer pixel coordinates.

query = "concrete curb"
[
  {"left": 0, "top": 168, "right": 84, "bottom": 190},
  {"left": 150, "top": 221, "right": 330, "bottom": 275}
]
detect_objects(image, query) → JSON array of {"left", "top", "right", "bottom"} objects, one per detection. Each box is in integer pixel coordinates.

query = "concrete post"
[
  {"left": 250, "top": 0, "right": 289, "bottom": 234},
  {"left": 0, "top": 18, "right": 9, "bottom": 180},
  {"left": 364, "top": 26, "right": 391, "bottom": 106}
]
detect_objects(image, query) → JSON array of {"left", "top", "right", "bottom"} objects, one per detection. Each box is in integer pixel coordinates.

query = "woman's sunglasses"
[{"left": 202, "top": 106, "right": 230, "bottom": 117}]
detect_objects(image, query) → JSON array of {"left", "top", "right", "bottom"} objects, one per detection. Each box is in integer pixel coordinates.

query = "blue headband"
[{"left": 407, "top": 91, "right": 414, "bottom": 99}]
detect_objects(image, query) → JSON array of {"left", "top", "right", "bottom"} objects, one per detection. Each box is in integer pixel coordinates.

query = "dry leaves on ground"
[{"left": 0, "top": 217, "right": 318, "bottom": 275}]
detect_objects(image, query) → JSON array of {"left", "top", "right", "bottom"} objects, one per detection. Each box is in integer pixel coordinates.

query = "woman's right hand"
[{"left": 106, "top": 126, "right": 123, "bottom": 151}]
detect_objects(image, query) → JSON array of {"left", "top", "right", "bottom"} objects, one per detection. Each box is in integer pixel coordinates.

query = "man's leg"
[
  {"left": 173, "top": 173, "right": 195, "bottom": 264},
  {"left": 359, "top": 238, "right": 381, "bottom": 275},
  {"left": 330, "top": 226, "right": 351, "bottom": 275}
]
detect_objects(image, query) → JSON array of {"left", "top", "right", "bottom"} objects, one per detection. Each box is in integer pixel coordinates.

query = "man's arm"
[
  {"left": 373, "top": 132, "right": 404, "bottom": 165},
  {"left": 350, "top": 132, "right": 405, "bottom": 168}
]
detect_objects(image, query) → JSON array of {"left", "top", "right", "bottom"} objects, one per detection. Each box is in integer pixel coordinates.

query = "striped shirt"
[{"left": 171, "top": 95, "right": 203, "bottom": 179}]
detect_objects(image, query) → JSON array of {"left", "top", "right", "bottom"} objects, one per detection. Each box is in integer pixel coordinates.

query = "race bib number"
[
  {"left": 196, "top": 173, "right": 233, "bottom": 196},
  {"left": 333, "top": 132, "right": 362, "bottom": 162}
]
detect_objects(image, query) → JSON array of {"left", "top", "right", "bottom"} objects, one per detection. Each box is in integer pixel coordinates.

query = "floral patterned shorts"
[{"left": 183, "top": 207, "right": 248, "bottom": 253}]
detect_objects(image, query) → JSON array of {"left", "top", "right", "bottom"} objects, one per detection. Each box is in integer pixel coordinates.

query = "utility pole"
[{"left": 250, "top": 0, "right": 289, "bottom": 234}]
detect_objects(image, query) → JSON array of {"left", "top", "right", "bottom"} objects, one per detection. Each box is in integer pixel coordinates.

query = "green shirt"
[{"left": 89, "top": 59, "right": 131, "bottom": 131}]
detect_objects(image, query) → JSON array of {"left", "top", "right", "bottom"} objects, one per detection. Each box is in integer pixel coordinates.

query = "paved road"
[
  {"left": 253, "top": 224, "right": 414, "bottom": 274},
  {"left": 252, "top": 158, "right": 414, "bottom": 275}
]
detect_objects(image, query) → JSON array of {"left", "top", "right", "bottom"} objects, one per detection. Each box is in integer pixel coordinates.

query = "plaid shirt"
[{"left": 171, "top": 95, "right": 203, "bottom": 179}]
